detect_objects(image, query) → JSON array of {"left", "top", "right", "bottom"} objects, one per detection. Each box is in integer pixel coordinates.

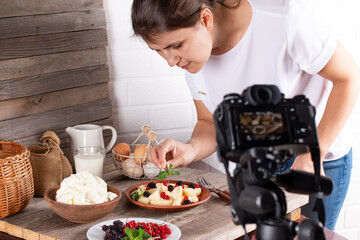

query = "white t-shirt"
[{"left": 185, "top": 0, "right": 352, "bottom": 162}]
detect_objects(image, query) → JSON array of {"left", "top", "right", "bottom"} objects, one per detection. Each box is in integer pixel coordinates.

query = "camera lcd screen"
[{"left": 239, "top": 111, "right": 285, "bottom": 143}]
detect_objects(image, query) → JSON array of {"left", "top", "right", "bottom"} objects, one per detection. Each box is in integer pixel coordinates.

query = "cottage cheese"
[{"left": 55, "top": 171, "right": 117, "bottom": 205}]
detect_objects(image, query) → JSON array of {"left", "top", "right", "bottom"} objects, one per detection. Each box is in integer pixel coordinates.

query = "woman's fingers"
[{"left": 147, "top": 138, "right": 175, "bottom": 168}]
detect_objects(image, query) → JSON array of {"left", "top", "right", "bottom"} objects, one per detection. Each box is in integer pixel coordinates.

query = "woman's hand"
[
  {"left": 290, "top": 153, "right": 325, "bottom": 176},
  {"left": 147, "top": 138, "right": 196, "bottom": 169}
]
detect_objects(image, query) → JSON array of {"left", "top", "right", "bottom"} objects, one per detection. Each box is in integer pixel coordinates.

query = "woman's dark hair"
[{"left": 131, "top": 0, "right": 241, "bottom": 42}]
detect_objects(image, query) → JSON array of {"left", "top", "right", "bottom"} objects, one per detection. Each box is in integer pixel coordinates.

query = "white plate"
[{"left": 87, "top": 217, "right": 181, "bottom": 240}]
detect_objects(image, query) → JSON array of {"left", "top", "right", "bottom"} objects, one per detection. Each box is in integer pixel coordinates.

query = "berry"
[
  {"left": 113, "top": 220, "right": 123, "bottom": 229},
  {"left": 167, "top": 185, "right": 174, "bottom": 192},
  {"left": 147, "top": 182, "right": 156, "bottom": 188},
  {"left": 182, "top": 199, "right": 192, "bottom": 205},
  {"left": 146, "top": 187, "right": 150, "bottom": 190},
  {"left": 189, "top": 183, "right": 195, "bottom": 189},
  {"left": 102, "top": 225, "right": 108, "bottom": 231},
  {"left": 163, "top": 182, "right": 168, "bottom": 186},
  {"left": 195, "top": 184, "right": 200, "bottom": 188},
  {"left": 143, "top": 191, "right": 150, "bottom": 197},
  {"left": 176, "top": 181, "right": 184, "bottom": 186}
]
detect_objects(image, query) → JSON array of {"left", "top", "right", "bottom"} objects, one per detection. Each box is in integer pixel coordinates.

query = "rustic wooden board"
[
  {"left": 0, "top": 163, "right": 309, "bottom": 240},
  {"left": 0, "top": 64, "right": 109, "bottom": 101},
  {"left": 0, "top": 29, "right": 107, "bottom": 61},
  {"left": 0, "top": 99, "right": 112, "bottom": 140},
  {"left": 0, "top": 10, "right": 105, "bottom": 40},
  {"left": 0, "top": 83, "right": 110, "bottom": 121},
  {"left": 0, "top": 48, "right": 107, "bottom": 81},
  {"left": 0, "top": 0, "right": 103, "bottom": 18}
]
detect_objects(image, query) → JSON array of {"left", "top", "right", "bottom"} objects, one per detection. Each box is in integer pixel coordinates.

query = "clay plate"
[
  {"left": 44, "top": 185, "right": 122, "bottom": 223},
  {"left": 124, "top": 180, "right": 211, "bottom": 212}
]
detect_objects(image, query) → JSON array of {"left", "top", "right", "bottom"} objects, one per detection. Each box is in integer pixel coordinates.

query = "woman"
[{"left": 131, "top": 0, "right": 360, "bottom": 230}]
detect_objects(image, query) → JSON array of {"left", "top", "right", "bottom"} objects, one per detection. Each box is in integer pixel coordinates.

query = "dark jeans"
[{"left": 277, "top": 148, "right": 352, "bottom": 230}]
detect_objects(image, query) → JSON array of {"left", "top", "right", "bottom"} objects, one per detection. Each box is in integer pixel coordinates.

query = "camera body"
[
  {"left": 213, "top": 85, "right": 330, "bottom": 240},
  {"left": 214, "top": 85, "right": 318, "bottom": 164}
]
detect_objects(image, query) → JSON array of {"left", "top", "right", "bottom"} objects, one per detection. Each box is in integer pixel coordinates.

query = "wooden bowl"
[
  {"left": 124, "top": 180, "right": 211, "bottom": 212},
  {"left": 44, "top": 185, "right": 122, "bottom": 223}
]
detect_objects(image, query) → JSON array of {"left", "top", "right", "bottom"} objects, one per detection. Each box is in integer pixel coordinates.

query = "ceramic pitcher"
[{"left": 66, "top": 124, "right": 117, "bottom": 168}]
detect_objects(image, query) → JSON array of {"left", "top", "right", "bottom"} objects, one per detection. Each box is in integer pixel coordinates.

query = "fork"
[{"left": 197, "top": 175, "right": 231, "bottom": 204}]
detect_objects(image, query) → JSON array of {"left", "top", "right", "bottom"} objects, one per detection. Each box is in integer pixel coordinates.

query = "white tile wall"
[{"left": 104, "top": 0, "right": 360, "bottom": 238}]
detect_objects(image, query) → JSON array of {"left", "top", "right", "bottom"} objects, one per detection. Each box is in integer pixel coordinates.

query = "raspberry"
[
  {"left": 160, "top": 192, "right": 166, "bottom": 199},
  {"left": 163, "top": 195, "right": 170, "bottom": 200},
  {"left": 195, "top": 184, "right": 200, "bottom": 188},
  {"left": 163, "top": 182, "right": 168, "bottom": 186},
  {"left": 146, "top": 187, "right": 150, "bottom": 190}
]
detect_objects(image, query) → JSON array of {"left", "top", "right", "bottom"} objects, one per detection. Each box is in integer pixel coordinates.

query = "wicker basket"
[{"left": 0, "top": 141, "right": 34, "bottom": 218}]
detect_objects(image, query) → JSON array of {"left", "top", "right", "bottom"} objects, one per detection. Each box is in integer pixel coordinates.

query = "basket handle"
[{"left": 142, "top": 125, "right": 158, "bottom": 143}]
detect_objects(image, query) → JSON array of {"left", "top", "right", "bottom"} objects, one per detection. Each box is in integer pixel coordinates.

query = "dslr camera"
[{"left": 213, "top": 85, "right": 333, "bottom": 240}]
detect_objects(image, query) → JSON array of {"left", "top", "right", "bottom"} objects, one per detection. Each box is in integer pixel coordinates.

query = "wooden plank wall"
[{"left": 0, "top": 0, "right": 113, "bottom": 158}]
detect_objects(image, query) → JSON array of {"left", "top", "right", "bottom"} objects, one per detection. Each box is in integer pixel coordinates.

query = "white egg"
[{"left": 143, "top": 162, "right": 160, "bottom": 178}]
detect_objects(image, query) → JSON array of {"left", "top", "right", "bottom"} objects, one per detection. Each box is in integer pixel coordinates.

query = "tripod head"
[{"left": 213, "top": 85, "right": 333, "bottom": 240}]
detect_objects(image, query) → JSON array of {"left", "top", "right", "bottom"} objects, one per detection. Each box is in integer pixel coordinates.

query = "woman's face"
[{"left": 145, "top": 22, "right": 213, "bottom": 74}]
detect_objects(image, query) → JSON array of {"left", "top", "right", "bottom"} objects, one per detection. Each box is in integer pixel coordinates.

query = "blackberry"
[
  {"left": 182, "top": 199, "right": 192, "bottom": 205},
  {"left": 176, "top": 180, "right": 184, "bottom": 186},
  {"left": 143, "top": 191, "right": 150, "bottom": 197},
  {"left": 113, "top": 220, "right": 124, "bottom": 229},
  {"left": 189, "top": 183, "right": 196, "bottom": 189},
  {"left": 147, "top": 182, "right": 157, "bottom": 188},
  {"left": 104, "top": 233, "right": 114, "bottom": 240},
  {"left": 102, "top": 225, "right": 108, "bottom": 231},
  {"left": 167, "top": 185, "right": 174, "bottom": 192}
]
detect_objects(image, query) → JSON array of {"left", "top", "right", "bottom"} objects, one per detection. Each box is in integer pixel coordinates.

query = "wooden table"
[{"left": 0, "top": 158, "right": 309, "bottom": 240}]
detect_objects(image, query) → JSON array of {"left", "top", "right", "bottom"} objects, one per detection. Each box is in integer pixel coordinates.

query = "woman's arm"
[
  {"left": 147, "top": 99, "right": 217, "bottom": 168},
  {"left": 291, "top": 41, "right": 360, "bottom": 173}
]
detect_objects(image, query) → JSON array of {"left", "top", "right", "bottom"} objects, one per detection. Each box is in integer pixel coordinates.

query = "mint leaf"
[
  {"left": 138, "top": 228, "right": 144, "bottom": 237},
  {"left": 121, "top": 237, "right": 130, "bottom": 240},
  {"left": 168, "top": 163, "right": 173, "bottom": 171},
  {"left": 125, "top": 228, "right": 133, "bottom": 238},
  {"left": 171, "top": 171, "right": 180, "bottom": 175},
  {"left": 143, "top": 231, "right": 151, "bottom": 238},
  {"left": 131, "top": 191, "right": 140, "bottom": 201},
  {"left": 158, "top": 171, "right": 168, "bottom": 180},
  {"left": 132, "top": 229, "right": 140, "bottom": 237}
]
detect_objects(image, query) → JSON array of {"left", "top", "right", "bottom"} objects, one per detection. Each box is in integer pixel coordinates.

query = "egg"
[
  {"left": 143, "top": 162, "right": 160, "bottom": 178},
  {"left": 122, "top": 158, "right": 144, "bottom": 178},
  {"left": 114, "top": 142, "right": 131, "bottom": 161},
  {"left": 133, "top": 144, "right": 149, "bottom": 165}
]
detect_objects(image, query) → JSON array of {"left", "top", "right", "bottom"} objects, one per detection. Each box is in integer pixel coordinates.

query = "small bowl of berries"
[
  {"left": 124, "top": 180, "right": 211, "bottom": 212},
  {"left": 87, "top": 217, "right": 181, "bottom": 240}
]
